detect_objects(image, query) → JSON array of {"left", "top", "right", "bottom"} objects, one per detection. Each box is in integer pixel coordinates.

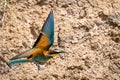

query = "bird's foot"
[{"left": 34, "top": 61, "right": 45, "bottom": 70}]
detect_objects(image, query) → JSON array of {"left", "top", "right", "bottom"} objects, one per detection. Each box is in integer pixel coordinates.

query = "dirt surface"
[{"left": 0, "top": 0, "right": 120, "bottom": 80}]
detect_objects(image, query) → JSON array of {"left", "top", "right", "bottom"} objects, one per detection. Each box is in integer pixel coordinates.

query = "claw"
[{"left": 34, "top": 61, "right": 44, "bottom": 70}]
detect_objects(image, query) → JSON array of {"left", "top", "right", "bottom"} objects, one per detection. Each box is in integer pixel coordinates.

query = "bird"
[
  {"left": 9, "top": 10, "right": 65, "bottom": 69},
  {"left": 9, "top": 50, "right": 65, "bottom": 69}
]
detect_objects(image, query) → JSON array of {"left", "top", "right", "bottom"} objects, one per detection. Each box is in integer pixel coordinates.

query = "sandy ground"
[{"left": 0, "top": 0, "right": 120, "bottom": 80}]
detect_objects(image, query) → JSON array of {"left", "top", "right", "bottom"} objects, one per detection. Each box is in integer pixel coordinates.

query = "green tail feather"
[
  {"left": 9, "top": 56, "right": 53, "bottom": 66},
  {"left": 9, "top": 59, "right": 30, "bottom": 65}
]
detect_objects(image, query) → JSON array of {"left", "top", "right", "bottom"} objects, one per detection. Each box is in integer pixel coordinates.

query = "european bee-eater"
[
  {"left": 9, "top": 10, "right": 65, "bottom": 69},
  {"left": 9, "top": 49, "right": 65, "bottom": 65}
]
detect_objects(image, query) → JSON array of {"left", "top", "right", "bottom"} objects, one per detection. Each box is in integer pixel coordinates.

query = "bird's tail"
[
  {"left": 9, "top": 58, "right": 30, "bottom": 66},
  {"left": 10, "top": 49, "right": 34, "bottom": 60},
  {"left": 9, "top": 56, "right": 53, "bottom": 67}
]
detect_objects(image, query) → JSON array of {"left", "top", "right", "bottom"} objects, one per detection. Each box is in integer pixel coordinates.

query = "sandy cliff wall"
[{"left": 0, "top": 0, "right": 120, "bottom": 80}]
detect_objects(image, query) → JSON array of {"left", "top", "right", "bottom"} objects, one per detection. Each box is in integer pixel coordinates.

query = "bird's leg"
[
  {"left": 34, "top": 61, "right": 41, "bottom": 70},
  {"left": 34, "top": 61, "right": 44, "bottom": 70}
]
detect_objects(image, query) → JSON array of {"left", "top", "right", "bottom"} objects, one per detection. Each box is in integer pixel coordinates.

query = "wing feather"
[
  {"left": 10, "top": 49, "right": 33, "bottom": 60},
  {"left": 33, "top": 10, "right": 54, "bottom": 49}
]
